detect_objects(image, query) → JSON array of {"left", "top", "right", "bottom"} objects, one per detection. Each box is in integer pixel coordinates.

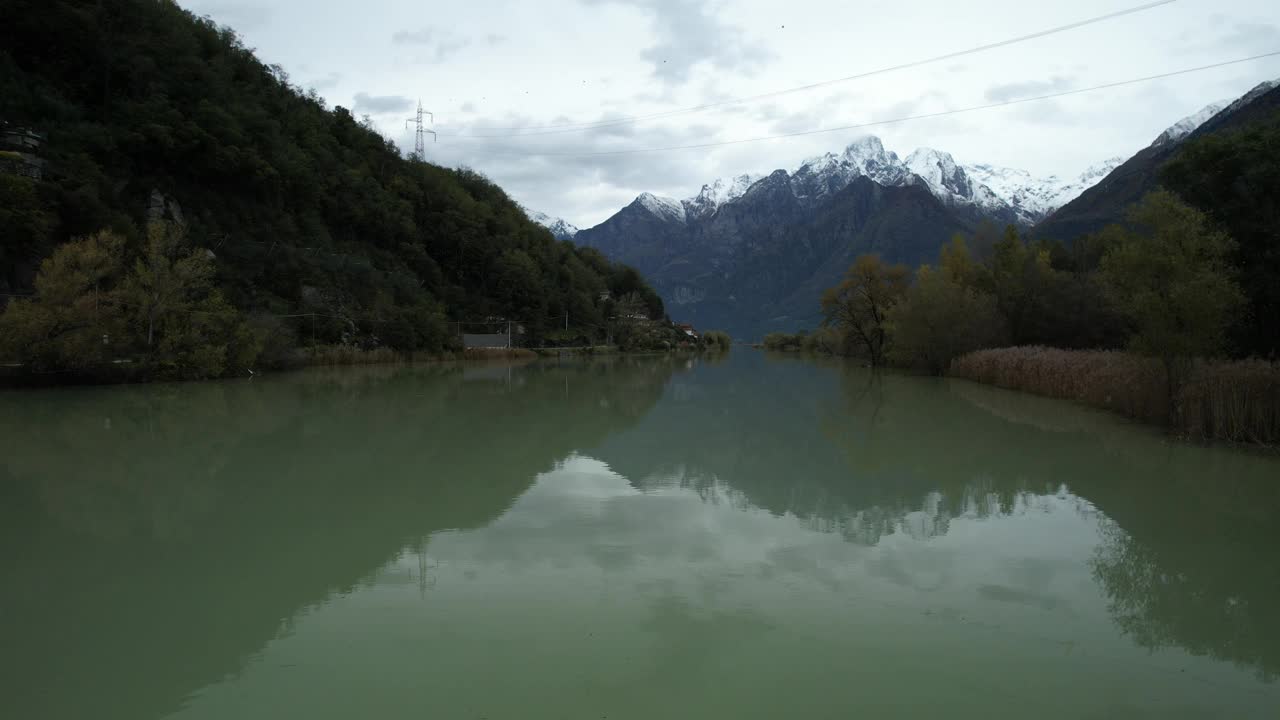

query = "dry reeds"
[
  {"left": 950, "top": 346, "right": 1168, "bottom": 424},
  {"left": 1180, "top": 359, "right": 1280, "bottom": 445},
  {"left": 951, "top": 346, "right": 1280, "bottom": 446}
]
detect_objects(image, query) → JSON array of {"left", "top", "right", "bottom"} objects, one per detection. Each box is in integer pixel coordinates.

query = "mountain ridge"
[
  {"left": 1036, "top": 79, "right": 1280, "bottom": 242},
  {"left": 572, "top": 78, "right": 1280, "bottom": 338}
]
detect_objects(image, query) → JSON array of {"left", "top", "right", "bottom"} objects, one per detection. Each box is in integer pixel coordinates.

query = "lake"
[{"left": 2, "top": 350, "right": 1279, "bottom": 719}]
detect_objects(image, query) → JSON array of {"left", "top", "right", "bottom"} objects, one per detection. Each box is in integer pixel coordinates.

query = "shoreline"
[
  {"left": 0, "top": 345, "right": 727, "bottom": 389},
  {"left": 757, "top": 345, "right": 1279, "bottom": 449}
]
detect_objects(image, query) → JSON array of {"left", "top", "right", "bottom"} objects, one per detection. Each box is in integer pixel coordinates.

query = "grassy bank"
[{"left": 951, "top": 346, "right": 1280, "bottom": 446}]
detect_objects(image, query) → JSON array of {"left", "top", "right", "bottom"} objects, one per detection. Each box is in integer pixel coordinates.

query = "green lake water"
[{"left": 2, "top": 351, "right": 1279, "bottom": 718}]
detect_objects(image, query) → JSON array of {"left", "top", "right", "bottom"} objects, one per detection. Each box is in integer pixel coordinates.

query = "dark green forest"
[{"left": 0, "top": 0, "right": 672, "bottom": 379}]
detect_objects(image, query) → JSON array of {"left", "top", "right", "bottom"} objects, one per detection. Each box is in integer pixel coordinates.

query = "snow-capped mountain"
[
  {"left": 905, "top": 147, "right": 1007, "bottom": 217},
  {"left": 635, "top": 192, "right": 688, "bottom": 224},
  {"left": 684, "top": 174, "right": 763, "bottom": 220},
  {"left": 1152, "top": 101, "right": 1229, "bottom": 148},
  {"left": 1036, "top": 77, "right": 1279, "bottom": 242},
  {"left": 520, "top": 205, "right": 580, "bottom": 240},
  {"left": 790, "top": 136, "right": 914, "bottom": 204},
  {"left": 1223, "top": 79, "right": 1279, "bottom": 114},
  {"left": 575, "top": 77, "right": 1280, "bottom": 337},
  {"left": 965, "top": 158, "right": 1125, "bottom": 224},
  {"left": 1150, "top": 80, "right": 1278, "bottom": 149},
  {"left": 616, "top": 135, "right": 1112, "bottom": 228}
]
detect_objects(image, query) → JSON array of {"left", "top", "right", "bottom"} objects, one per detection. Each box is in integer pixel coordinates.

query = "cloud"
[
  {"left": 308, "top": 72, "right": 343, "bottom": 92},
  {"left": 424, "top": 108, "right": 729, "bottom": 225},
  {"left": 353, "top": 92, "right": 415, "bottom": 115},
  {"left": 984, "top": 76, "right": 1075, "bottom": 103},
  {"left": 584, "top": 0, "right": 772, "bottom": 86},
  {"left": 391, "top": 26, "right": 472, "bottom": 63}
]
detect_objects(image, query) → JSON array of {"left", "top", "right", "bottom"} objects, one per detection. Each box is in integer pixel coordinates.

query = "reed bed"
[
  {"left": 950, "top": 347, "right": 1168, "bottom": 425},
  {"left": 951, "top": 346, "right": 1280, "bottom": 446},
  {"left": 1180, "top": 359, "right": 1280, "bottom": 445}
]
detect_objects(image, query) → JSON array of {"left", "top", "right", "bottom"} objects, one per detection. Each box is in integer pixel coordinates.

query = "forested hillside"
[{"left": 0, "top": 0, "right": 666, "bottom": 378}]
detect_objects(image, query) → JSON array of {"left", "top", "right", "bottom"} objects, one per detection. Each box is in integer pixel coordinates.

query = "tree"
[
  {"left": 0, "top": 0, "right": 670, "bottom": 380},
  {"left": 887, "top": 266, "right": 1007, "bottom": 375},
  {"left": 1100, "top": 191, "right": 1245, "bottom": 411},
  {"left": 0, "top": 230, "right": 127, "bottom": 371},
  {"left": 116, "top": 222, "right": 258, "bottom": 379},
  {"left": 1162, "top": 112, "right": 1280, "bottom": 358},
  {"left": 939, "top": 234, "right": 980, "bottom": 287},
  {"left": 820, "top": 254, "right": 909, "bottom": 366},
  {"left": 701, "top": 330, "right": 732, "bottom": 351}
]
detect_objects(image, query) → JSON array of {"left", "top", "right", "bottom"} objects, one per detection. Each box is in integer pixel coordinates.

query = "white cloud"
[{"left": 178, "top": 0, "right": 1280, "bottom": 227}]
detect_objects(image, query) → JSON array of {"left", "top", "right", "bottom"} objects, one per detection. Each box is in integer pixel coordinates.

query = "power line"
[
  {"left": 433, "top": 51, "right": 1280, "bottom": 158},
  {"left": 437, "top": 0, "right": 1179, "bottom": 138}
]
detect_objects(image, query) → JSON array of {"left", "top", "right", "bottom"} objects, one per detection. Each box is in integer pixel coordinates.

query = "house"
[
  {"left": 0, "top": 127, "right": 46, "bottom": 180},
  {"left": 2, "top": 127, "right": 42, "bottom": 152},
  {"left": 677, "top": 323, "right": 698, "bottom": 339}
]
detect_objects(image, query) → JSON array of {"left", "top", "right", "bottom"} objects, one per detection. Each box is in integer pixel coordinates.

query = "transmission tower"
[{"left": 405, "top": 100, "right": 436, "bottom": 160}]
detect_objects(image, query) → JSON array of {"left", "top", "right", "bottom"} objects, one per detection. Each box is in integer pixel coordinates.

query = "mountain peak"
[
  {"left": 904, "top": 147, "right": 959, "bottom": 176},
  {"left": 634, "top": 192, "right": 687, "bottom": 223},
  {"left": 683, "top": 173, "right": 764, "bottom": 219},
  {"left": 790, "top": 135, "right": 909, "bottom": 202},
  {"left": 842, "top": 135, "right": 887, "bottom": 157}
]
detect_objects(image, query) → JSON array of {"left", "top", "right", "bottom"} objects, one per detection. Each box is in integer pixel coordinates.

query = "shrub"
[
  {"left": 702, "top": 330, "right": 732, "bottom": 351},
  {"left": 763, "top": 332, "right": 804, "bottom": 351}
]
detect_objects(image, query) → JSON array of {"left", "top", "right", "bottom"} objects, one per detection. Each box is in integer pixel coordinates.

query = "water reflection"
[
  {"left": 1, "top": 351, "right": 1278, "bottom": 719},
  {"left": 0, "top": 357, "right": 679, "bottom": 720}
]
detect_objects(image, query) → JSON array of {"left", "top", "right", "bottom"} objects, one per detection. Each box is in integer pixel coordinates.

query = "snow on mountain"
[
  {"left": 1147, "top": 80, "right": 1277, "bottom": 149},
  {"left": 520, "top": 205, "right": 580, "bottom": 240},
  {"left": 635, "top": 192, "right": 687, "bottom": 224},
  {"left": 614, "top": 134, "right": 1124, "bottom": 230},
  {"left": 1222, "top": 79, "right": 1278, "bottom": 115},
  {"left": 683, "top": 173, "right": 764, "bottom": 219},
  {"left": 905, "top": 147, "right": 1006, "bottom": 215},
  {"left": 1152, "top": 101, "right": 1229, "bottom": 148},
  {"left": 1045, "top": 157, "right": 1125, "bottom": 207},
  {"left": 790, "top": 136, "right": 912, "bottom": 203},
  {"left": 964, "top": 157, "right": 1124, "bottom": 224}
]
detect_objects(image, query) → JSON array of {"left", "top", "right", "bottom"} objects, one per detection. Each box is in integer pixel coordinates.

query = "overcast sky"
[{"left": 180, "top": 0, "right": 1279, "bottom": 227}]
